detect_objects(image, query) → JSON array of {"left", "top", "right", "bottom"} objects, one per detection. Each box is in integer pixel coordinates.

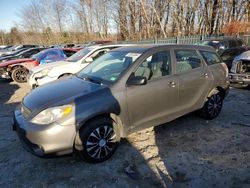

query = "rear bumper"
[{"left": 229, "top": 73, "right": 250, "bottom": 85}]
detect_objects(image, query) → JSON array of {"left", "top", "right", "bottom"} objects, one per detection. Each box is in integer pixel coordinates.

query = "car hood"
[
  {"left": 0, "top": 58, "right": 33, "bottom": 67},
  {"left": 234, "top": 50, "right": 250, "bottom": 61},
  {"left": 23, "top": 76, "right": 107, "bottom": 113},
  {"left": 30, "top": 60, "right": 72, "bottom": 73}
]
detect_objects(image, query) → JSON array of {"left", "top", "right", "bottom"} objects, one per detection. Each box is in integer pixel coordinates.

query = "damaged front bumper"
[
  {"left": 229, "top": 73, "right": 250, "bottom": 86},
  {"left": 0, "top": 68, "right": 11, "bottom": 79}
]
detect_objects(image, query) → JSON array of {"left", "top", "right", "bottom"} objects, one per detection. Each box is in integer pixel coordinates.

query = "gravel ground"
[{"left": 0, "top": 79, "right": 250, "bottom": 188}]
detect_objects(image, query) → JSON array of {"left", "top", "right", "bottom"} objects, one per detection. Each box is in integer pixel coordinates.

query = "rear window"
[{"left": 200, "top": 51, "right": 221, "bottom": 65}]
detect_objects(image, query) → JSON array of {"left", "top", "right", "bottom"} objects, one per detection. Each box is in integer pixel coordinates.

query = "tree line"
[{"left": 0, "top": 0, "right": 250, "bottom": 45}]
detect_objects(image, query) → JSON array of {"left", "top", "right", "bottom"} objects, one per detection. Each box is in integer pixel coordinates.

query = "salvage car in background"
[
  {"left": 14, "top": 44, "right": 229, "bottom": 163},
  {"left": 229, "top": 50, "right": 250, "bottom": 87},
  {"left": 0, "top": 47, "right": 46, "bottom": 63},
  {"left": 0, "top": 44, "right": 39, "bottom": 57},
  {"left": 219, "top": 46, "right": 249, "bottom": 70},
  {"left": 0, "top": 48, "right": 79, "bottom": 83},
  {"left": 28, "top": 44, "right": 131, "bottom": 88},
  {"left": 199, "top": 37, "right": 244, "bottom": 55}
]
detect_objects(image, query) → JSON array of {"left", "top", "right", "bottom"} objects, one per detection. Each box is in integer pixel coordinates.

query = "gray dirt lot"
[{"left": 0, "top": 79, "right": 249, "bottom": 188}]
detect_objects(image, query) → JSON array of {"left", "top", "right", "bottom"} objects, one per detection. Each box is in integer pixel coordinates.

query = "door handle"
[
  {"left": 169, "top": 81, "right": 176, "bottom": 88},
  {"left": 203, "top": 73, "right": 209, "bottom": 78}
]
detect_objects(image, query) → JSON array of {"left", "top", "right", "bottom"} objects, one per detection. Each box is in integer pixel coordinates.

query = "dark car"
[
  {"left": 13, "top": 44, "right": 229, "bottom": 163},
  {"left": 200, "top": 37, "right": 244, "bottom": 55},
  {"left": 0, "top": 48, "right": 46, "bottom": 63},
  {"left": 0, "top": 48, "right": 79, "bottom": 83},
  {"left": 219, "top": 46, "right": 250, "bottom": 70},
  {"left": 0, "top": 44, "right": 40, "bottom": 57}
]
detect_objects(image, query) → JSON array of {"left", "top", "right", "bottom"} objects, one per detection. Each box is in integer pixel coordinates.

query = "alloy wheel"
[
  {"left": 86, "top": 125, "right": 117, "bottom": 159},
  {"left": 14, "top": 69, "right": 28, "bottom": 82},
  {"left": 207, "top": 94, "right": 223, "bottom": 117}
]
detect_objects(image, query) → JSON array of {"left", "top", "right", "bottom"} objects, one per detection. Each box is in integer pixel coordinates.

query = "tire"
[
  {"left": 199, "top": 91, "right": 223, "bottom": 120},
  {"left": 11, "top": 67, "right": 28, "bottom": 83},
  {"left": 76, "top": 117, "right": 120, "bottom": 163}
]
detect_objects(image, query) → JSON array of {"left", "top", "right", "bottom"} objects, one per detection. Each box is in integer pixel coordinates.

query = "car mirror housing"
[
  {"left": 84, "top": 57, "right": 93, "bottom": 63},
  {"left": 127, "top": 75, "right": 147, "bottom": 86}
]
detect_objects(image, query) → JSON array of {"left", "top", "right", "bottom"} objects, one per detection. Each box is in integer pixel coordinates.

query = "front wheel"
[
  {"left": 76, "top": 117, "right": 120, "bottom": 163},
  {"left": 11, "top": 67, "right": 28, "bottom": 83},
  {"left": 199, "top": 92, "right": 223, "bottom": 120}
]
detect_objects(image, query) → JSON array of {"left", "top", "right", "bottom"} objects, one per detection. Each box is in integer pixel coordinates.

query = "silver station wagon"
[{"left": 13, "top": 45, "right": 229, "bottom": 163}]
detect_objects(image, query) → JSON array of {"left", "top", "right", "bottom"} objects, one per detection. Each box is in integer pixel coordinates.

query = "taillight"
[{"left": 221, "top": 62, "right": 228, "bottom": 77}]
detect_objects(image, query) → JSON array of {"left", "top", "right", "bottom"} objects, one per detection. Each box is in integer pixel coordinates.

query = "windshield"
[
  {"left": 31, "top": 49, "right": 46, "bottom": 59},
  {"left": 66, "top": 47, "right": 92, "bottom": 62},
  {"left": 200, "top": 40, "right": 221, "bottom": 49},
  {"left": 77, "top": 51, "right": 141, "bottom": 84}
]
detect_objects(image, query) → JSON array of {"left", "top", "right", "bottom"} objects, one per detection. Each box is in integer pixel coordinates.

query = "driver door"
[{"left": 126, "top": 50, "right": 180, "bottom": 131}]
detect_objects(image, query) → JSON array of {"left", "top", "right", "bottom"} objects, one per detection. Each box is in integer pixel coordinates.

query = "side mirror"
[
  {"left": 127, "top": 75, "right": 147, "bottom": 86},
  {"left": 84, "top": 57, "right": 93, "bottom": 63}
]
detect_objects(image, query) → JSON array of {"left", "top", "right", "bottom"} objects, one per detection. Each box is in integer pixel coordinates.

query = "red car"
[{"left": 0, "top": 48, "right": 79, "bottom": 83}]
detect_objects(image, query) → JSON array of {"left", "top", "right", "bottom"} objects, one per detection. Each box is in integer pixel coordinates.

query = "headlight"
[
  {"left": 31, "top": 105, "right": 73, "bottom": 125},
  {"left": 35, "top": 69, "right": 51, "bottom": 78}
]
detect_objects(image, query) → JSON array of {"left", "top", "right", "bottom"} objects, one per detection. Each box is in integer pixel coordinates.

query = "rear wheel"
[
  {"left": 199, "top": 91, "right": 223, "bottom": 120},
  {"left": 11, "top": 67, "right": 28, "bottom": 83},
  {"left": 76, "top": 117, "right": 120, "bottom": 163}
]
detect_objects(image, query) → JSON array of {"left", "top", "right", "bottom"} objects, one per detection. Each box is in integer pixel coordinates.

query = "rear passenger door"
[{"left": 174, "top": 49, "right": 213, "bottom": 112}]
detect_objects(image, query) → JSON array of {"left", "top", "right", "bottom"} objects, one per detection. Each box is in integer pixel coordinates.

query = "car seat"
[
  {"left": 134, "top": 61, "right": 151, "bottom": 80},
  {"left": 177, "top": 61, "right": 192, "bottom": 73}
]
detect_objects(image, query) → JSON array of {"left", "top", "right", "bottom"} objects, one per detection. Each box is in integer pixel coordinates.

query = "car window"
[
  {"left": 175, "top": 50, "right": 202, "bottom": 73},
  {"left": 228, "top": 40, "right": 237, "bottom": 48},
  {"left": 237, "top": 39, "right": 243, "bottom": 46},
  {"left": 91, "top": 49, "right": 110, "bottom": 61},
  {"left": 220, "top": 48, "right": 246, "bottom": 62},
  {"left": 63, "top": 50, "right": 76, "bottom": 57},
  {"left": 78, "top": 51, "right": 141, "bottom": 83},
  {"left": 66, "top": 47, "right": 92, "bottom": 62},
  {"left": 134, "top": 51, "right": 171, "bottom": 80},
  {"left": 200, "top": 51, "right": 221, "bottom": 65}
]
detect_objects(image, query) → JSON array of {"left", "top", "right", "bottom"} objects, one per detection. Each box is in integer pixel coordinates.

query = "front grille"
[{"left": 20, "top": 103, "right": 32, "bottom": 119}]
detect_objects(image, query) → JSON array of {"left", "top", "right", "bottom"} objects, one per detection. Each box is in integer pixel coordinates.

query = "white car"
[{"left": 28, "top": 44, "right": 131, "bottom": 88}]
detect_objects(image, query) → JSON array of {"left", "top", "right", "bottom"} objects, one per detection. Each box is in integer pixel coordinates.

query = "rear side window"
[
  {"left": 200, "top": 51, "right": 221, "bottom": 65},
  {"left": 175, "top": 50, "right": 202, "bottom": 73}
]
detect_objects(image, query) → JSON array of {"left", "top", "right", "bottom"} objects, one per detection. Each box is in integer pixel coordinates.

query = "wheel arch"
[
  {"left": 58, "top": 73, "right": 72, "bottom": 79},
  {"left": 8, "top": 64, "right": 26, "bottom": 72},
  {"left": 74, "top": 112, "right": 125, "bottom": 151},
  {"left": 207, "top": 86, "right": 227, "bottom": 99}
]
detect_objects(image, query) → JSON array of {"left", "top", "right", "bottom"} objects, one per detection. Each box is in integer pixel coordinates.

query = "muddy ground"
[{"left": 0, "top": 79, "right": 249, "bottom": 188}]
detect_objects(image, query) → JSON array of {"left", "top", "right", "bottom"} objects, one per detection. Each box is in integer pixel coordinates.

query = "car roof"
[
  {"left": 204, "top": 37, "right": 242, "bottom": 41},
  {"left": 112, "top": 44, "right": 215, "bottom": 53},
  {"left": 84, "top": 43, "right": 135, "bottom": 50}
]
